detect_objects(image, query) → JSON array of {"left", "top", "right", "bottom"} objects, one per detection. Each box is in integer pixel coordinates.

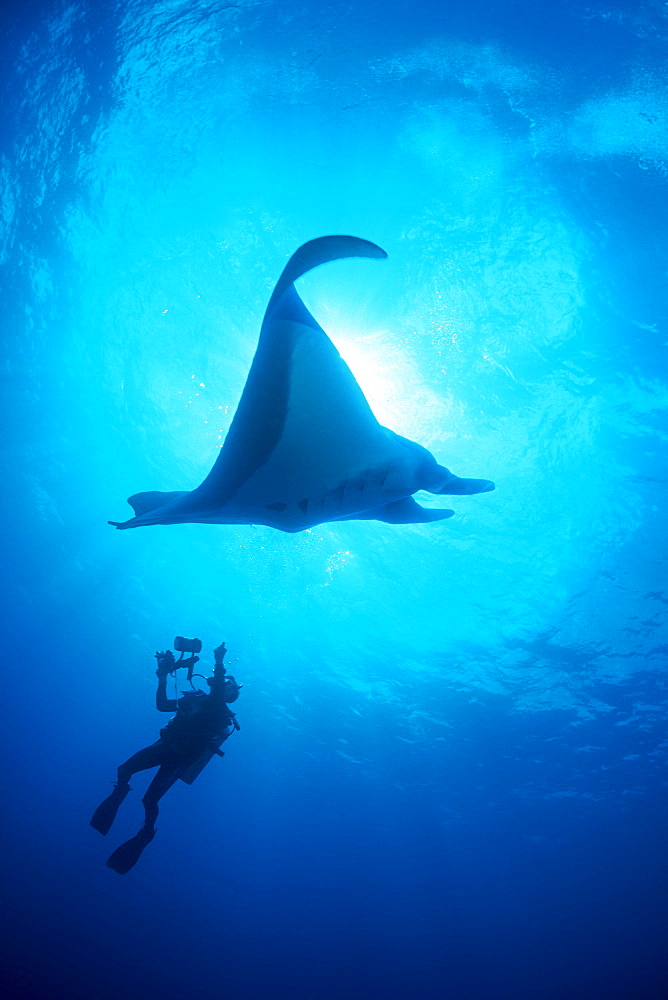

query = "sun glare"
[
  {"left": 328, "top": 328, "right": 409, "bottom": 428},
  {"left": 327, "top": 325, "right": 454, "bottom": 446}
]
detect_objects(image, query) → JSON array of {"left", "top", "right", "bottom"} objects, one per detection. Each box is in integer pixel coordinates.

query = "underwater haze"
[{"left": 1, "top": 1, "right": 667, "bottom": 998}]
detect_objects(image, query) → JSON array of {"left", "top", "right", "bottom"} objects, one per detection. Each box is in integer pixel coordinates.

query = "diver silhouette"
[{"left": 91, "top": 640, "right": 240, "bottom": 874}]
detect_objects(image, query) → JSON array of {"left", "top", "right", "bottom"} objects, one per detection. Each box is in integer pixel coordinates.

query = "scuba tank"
[
  {"left": 167, "top": 691, "right": 238, "bottom": 784},
  {"left": 178, "top": 725, "right": 233, "bottom": 785}
]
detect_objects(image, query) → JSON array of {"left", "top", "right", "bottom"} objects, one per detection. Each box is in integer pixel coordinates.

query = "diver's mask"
[
  {"left": 208, "top": 664, "right": 241, "bottom": 702},
  {"left": 223, "top": 675, "right": 241, "bottom": 703}
]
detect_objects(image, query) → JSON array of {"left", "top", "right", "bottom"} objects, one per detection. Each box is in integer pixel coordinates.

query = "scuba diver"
[{"left": 91, "top": 638, "right": 241, "bottom": 874}]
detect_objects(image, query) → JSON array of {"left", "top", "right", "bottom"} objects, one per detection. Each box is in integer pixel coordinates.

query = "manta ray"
[{"left": 110, "top": 235, "right": 494, "bottom": 534}]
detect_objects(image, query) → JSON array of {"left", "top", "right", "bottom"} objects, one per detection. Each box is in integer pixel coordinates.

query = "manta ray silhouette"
[{"left": 110, "top": 235, "right": 494, "bottom": 534}]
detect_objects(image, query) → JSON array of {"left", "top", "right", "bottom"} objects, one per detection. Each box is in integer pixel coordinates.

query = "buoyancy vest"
[{"left": 160, "top": 690, "right": 233, "bottom": 753}]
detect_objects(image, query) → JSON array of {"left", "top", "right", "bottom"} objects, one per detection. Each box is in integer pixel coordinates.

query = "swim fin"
[
  {"left": 106, "top": 826, "right": 156, "bottom": 875},
  {"left": 90, "top": 783, "right": 131, "bottom": 835}
]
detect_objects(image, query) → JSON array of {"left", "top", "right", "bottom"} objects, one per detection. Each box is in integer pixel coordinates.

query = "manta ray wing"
[{"left": 110, "top": 235, "right": 493, "bottom": 533}]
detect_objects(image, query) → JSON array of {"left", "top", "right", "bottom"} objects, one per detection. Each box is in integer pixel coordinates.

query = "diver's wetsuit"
[
  {"left": 117, "top": 691, "right": 234, "bottom": 828},
  {"left": 91, "top": 645, "right": 240, "bottom": 874}
]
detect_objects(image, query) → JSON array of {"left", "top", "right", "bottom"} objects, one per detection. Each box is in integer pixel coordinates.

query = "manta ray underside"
[{"left": 110, "top": 235, "right": 494, "bottom": 534}]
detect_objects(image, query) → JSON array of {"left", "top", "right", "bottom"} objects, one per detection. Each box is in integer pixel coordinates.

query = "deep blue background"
[{"left": 1, "top": 2, "right": 667, "bottom": 998}]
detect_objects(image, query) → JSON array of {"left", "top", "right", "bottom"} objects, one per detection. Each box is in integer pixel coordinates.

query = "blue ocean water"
[{"left": 1, "top": 1, "right": 667, "bottom": 997}]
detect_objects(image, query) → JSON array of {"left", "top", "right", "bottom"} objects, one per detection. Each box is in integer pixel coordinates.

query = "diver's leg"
[
  {"left": 104, "top": 762, "right": 182, "bottom": 875},
  {"left": 117, "top": 741, "right": 166, "bottom": 784},
  {"left": 141, "top": 763, "right": 182, "bottom": 831},
  {"left": 91, "top": 743, "right": 166, "bottom": 836}
]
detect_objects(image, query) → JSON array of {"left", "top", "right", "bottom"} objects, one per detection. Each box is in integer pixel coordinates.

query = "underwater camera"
[{"left": 174, "top": 636, "right": 202, "bottom": 654}]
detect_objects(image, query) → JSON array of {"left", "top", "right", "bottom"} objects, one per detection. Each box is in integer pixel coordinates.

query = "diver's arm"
[
  {"left": 155, "top": 650, "right": 178, "bottom": 712},
  {"left": 156, "top": 675, "right": 178, "bottom": 712}
]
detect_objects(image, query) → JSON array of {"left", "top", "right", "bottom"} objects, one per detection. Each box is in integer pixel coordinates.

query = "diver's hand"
[
  {"left": 214, "top": 642, "right": 227, "bottom": 664},
  {"left": 155, "top": 650, "right": 176, "bottom": 677}
]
